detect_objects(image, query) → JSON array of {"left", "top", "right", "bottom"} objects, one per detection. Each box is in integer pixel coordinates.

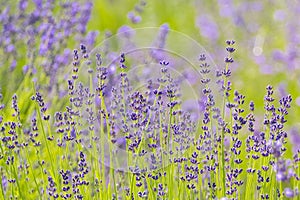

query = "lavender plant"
[
  {"left": 0, "top": 0, "right": 97, "bottom": 104},
  {"left": 1, "top": 39, "right": 298, "bottom": 199},
  {"left": 0, "top": 1, "right": 299, "bottom": 200}
]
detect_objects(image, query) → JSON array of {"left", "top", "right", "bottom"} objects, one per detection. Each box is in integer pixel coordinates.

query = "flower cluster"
[
  {"left": 0, "top": 1, "right": 299, "bottom": 199},
  {"left": 0, "top": 0, "right": 97, "bottom": 100}
]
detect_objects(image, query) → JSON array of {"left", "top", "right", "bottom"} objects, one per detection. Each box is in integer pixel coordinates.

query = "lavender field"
[{"left": 0, "top": 0, "right": 299, "bottom": 199}]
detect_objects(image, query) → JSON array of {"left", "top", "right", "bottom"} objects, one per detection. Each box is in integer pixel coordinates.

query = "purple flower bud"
[{"left": 284, "top": 188, "right": 294, "bottom": 198}]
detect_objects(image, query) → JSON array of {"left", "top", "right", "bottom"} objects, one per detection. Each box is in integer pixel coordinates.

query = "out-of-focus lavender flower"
[
  {"left": 10, "top": 60, "right": 17, "bottom": 71},
  {"left": 255, "top": 55, "right": 274, "bottom": 74},
  {"left": 84, "top": 31, "right": 99, "bottom": 47},
  {"left": 33, "top": 0, "right": 42, "bottom": 9},
  {"left": 150, "top": 23, "right": 170, "bottom": 61},
  {"left": 290, "top": 127, "right": 300, "bottom": 152},
  {"left": 114, "top": 137, "right": 126, "bottom": 150},
  {"left": 77, "top": 2, "right": 93, "bottom": 34},
  {"left": 0, "top": 0, "right": 96, "bottom": 98},
  {"left": 182, "top": 99, "right": 201, "bottom": 121},
  {"left": 127, "top": 11, "right": 142, "bottom": 24},
  {"left": 272, "top": 49, "right": 286, "bottom": 62},
  {"left": 196, "top": 15, "right": 219, "bottom": 41},
  {"left": 220, "top": 198, "right": 229, "bottom": 200},
  {"left": 284, "top": 187, "right": 294, "bottom": 198},
  {"left": 1, "top": 176, "right": 7, "bottom": 193},
  {"left": 127, "top": 1, "right": 146, "bottom": 24},
  {"left": 22, "top": 65, "right": 29, "bottom": 74},
  {"left": 6, "top": 44, "right": 14, "bottom": 53},
  {"left": 217, "top": 0, "right": 234, "bottom": 18},
  {"left": 160, "top": 23, "right": 169, "bottom": 37},
  {"left": 19, "top": 0, "right": 28, "bottom": 11},
  {"left": 278, "top": 82, "right": 287, "bottom": 97},
  {"left": 224, "top": 136, "right": 230, "bottom": 148},
  {"left": 273, "top": 10, "right": 286, "bottom": 22},
  {"left": 118, "top": 25, "right": 135, "bottom": 39}
]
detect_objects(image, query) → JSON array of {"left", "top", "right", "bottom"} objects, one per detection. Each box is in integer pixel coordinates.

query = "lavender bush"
[{"left": 0, "top": 0, "right": 299, "bottom": 200}]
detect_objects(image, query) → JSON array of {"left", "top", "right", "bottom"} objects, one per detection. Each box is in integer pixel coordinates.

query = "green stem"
[
  {"left": 32, "top": 82, "right": 59, "bottom": 196},
  {"left": 11, "top": 159, "right": 24, "bottom": 199},
  {"left": 0, "top": 170, "right": 5, "bottom": 199},
  {"left": 25, "top": 147, "right": 42, "bottom": 199}
]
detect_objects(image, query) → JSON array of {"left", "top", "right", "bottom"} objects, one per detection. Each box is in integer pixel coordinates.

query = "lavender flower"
[{"left": 0, "top": 1, "right": 299, "bottom": 198}]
